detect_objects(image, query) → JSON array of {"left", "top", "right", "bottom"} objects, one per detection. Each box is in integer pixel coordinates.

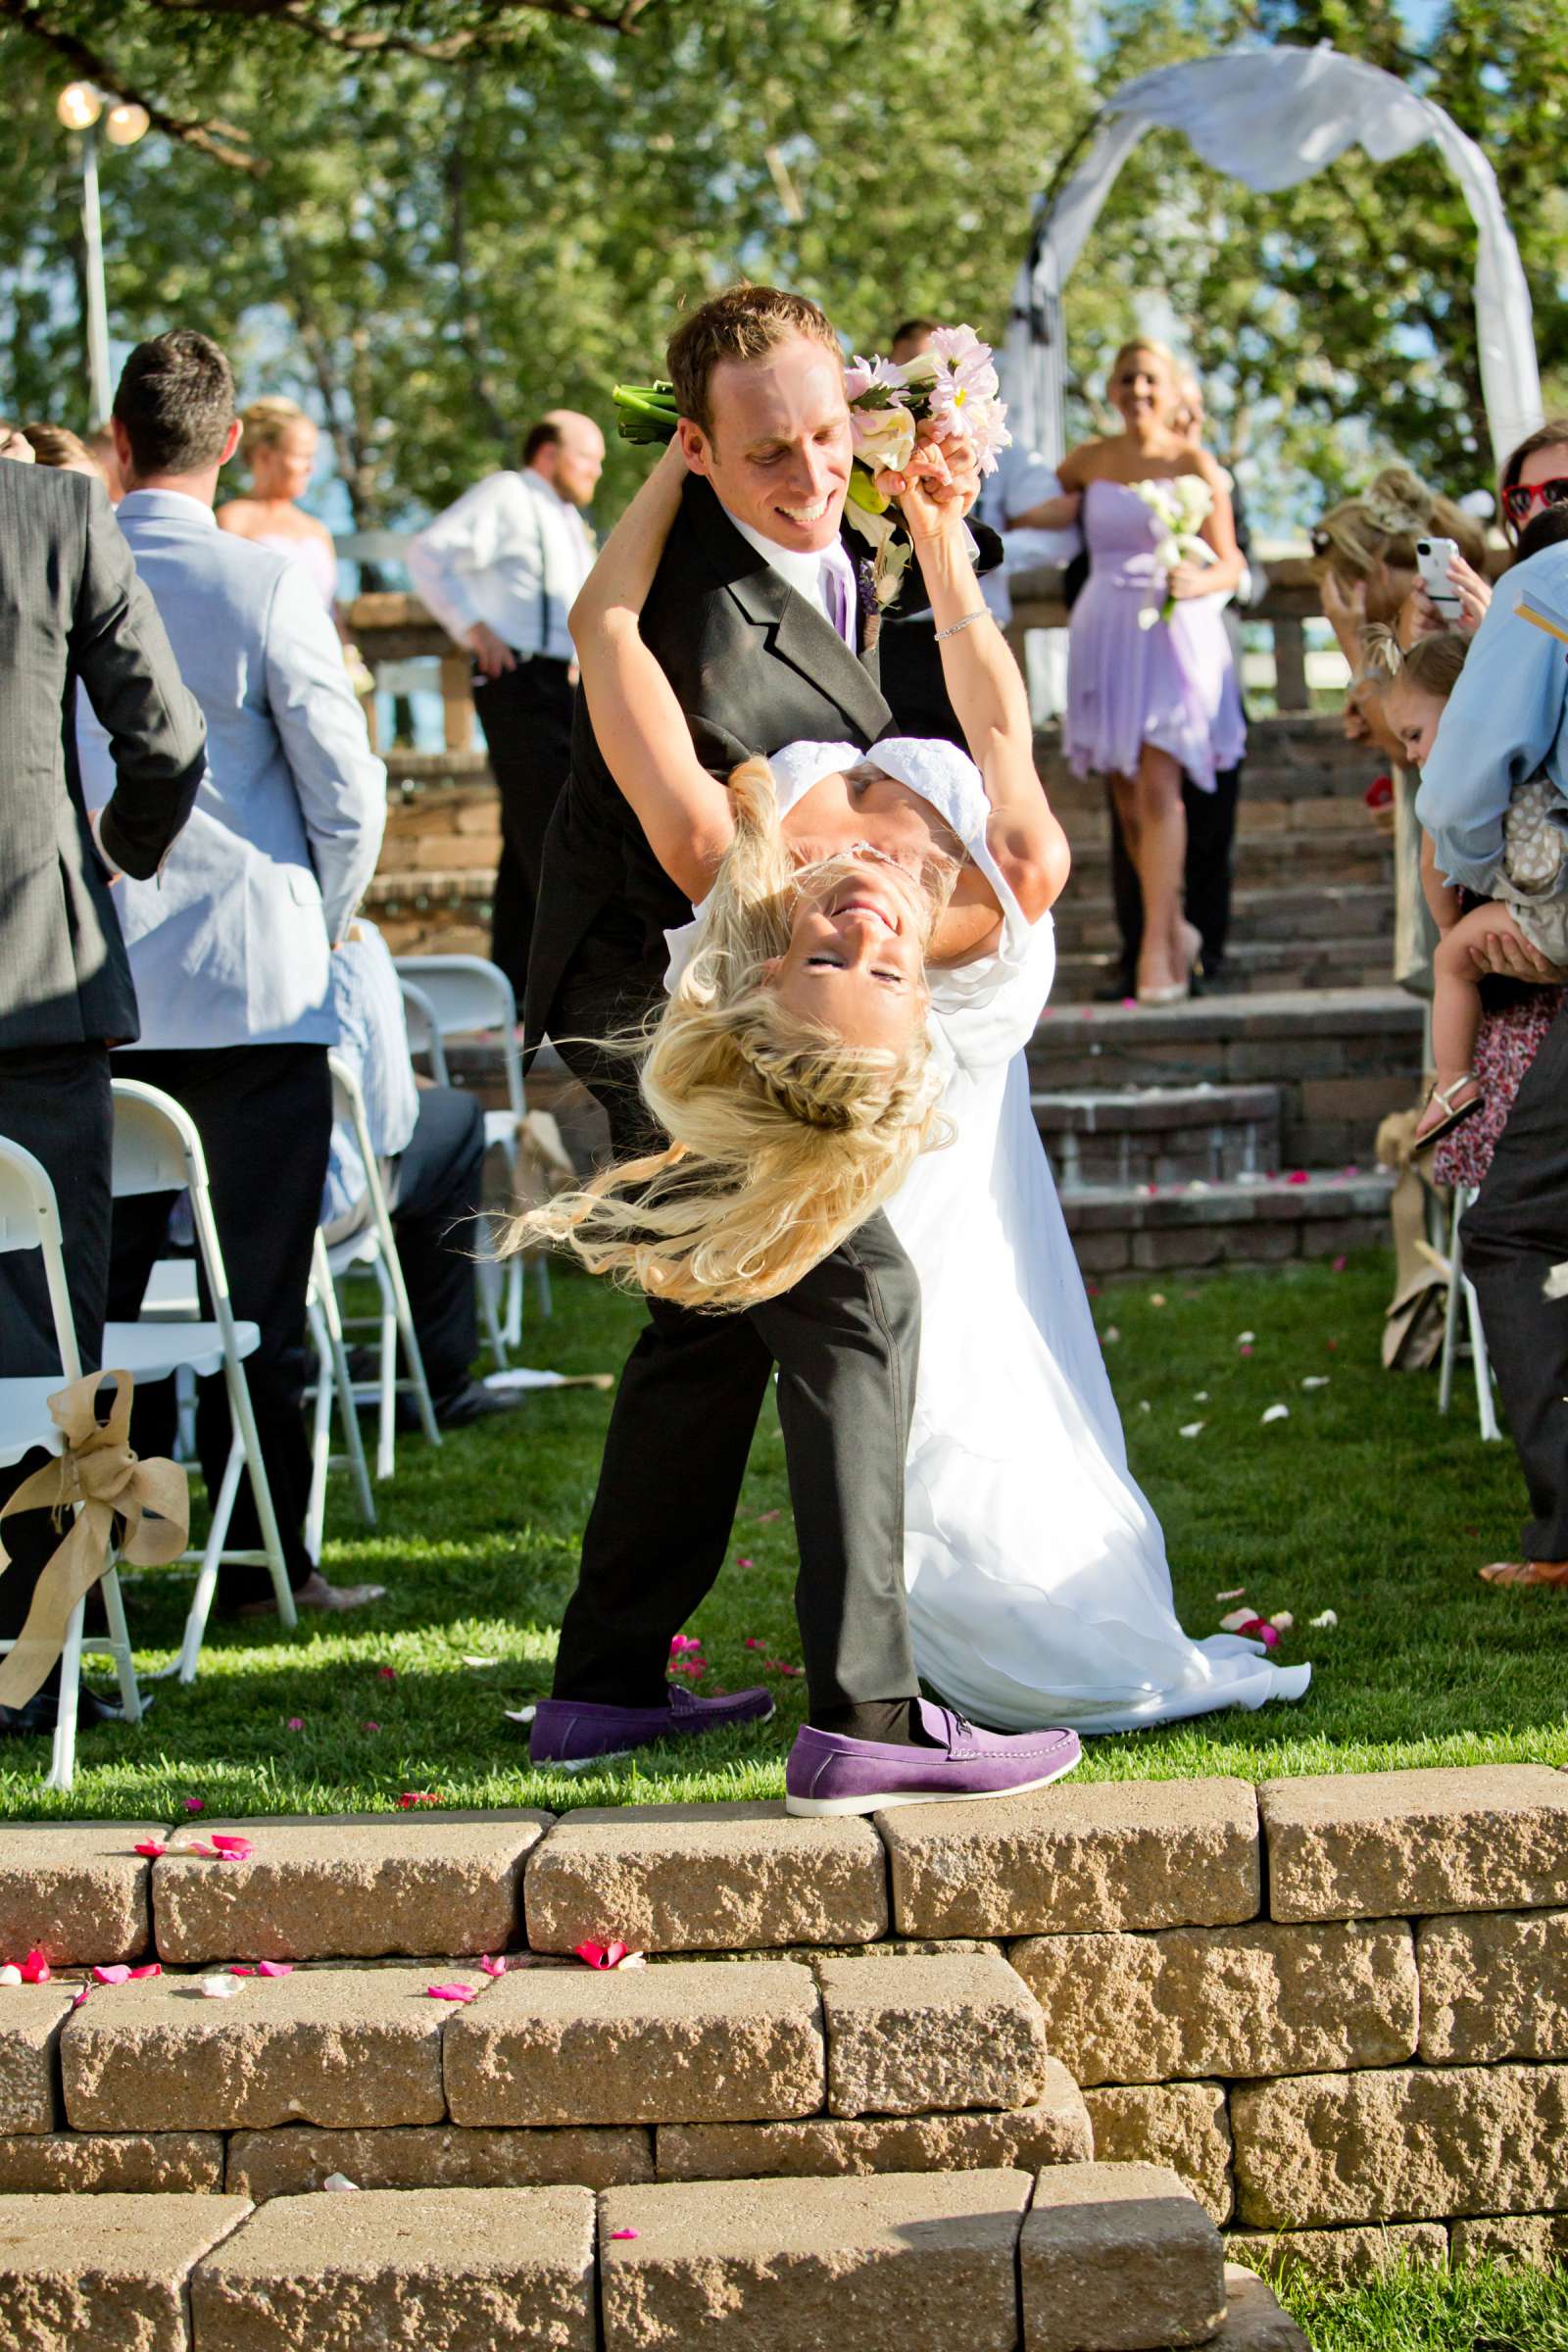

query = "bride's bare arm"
[
  {"left": 890, "top": 450, "right": 1070, "bottom": 919},
  {"left": 569, "top": 440, "right": 735, "bottom": 899}
]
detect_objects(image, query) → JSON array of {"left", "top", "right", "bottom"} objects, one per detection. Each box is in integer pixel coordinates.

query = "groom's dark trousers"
[
  {"left": 1460, "top": 992, "right": 1568, "bottom": 1560},
  {"left": 527, "top": 475, "right": 922, "bottom": 1719}
]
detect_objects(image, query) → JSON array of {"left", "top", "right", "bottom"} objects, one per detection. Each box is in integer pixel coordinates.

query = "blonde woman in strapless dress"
[
  {"left": 217, "top": 396, "right": 340, "bottom": 616},
  {"left": 1041, "top": 339, "right": 1246, "bottom": 1004}
]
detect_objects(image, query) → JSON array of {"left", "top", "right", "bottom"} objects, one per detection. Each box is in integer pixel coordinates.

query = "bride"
[{"left": 514, "top": 435, "right": 1310, "bottom": 1736}]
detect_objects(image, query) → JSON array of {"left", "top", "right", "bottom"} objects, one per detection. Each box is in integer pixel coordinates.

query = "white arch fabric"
[{"left": 1004, "top": 44, "right": 1542, "bottom": 470}]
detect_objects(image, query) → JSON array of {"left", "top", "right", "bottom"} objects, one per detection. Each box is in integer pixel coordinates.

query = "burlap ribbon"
[{"left": 0, "top": 1372, "right": 187, "bottom": 1708}]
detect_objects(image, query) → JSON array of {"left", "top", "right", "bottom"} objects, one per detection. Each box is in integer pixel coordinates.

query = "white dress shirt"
[
  {"left": 407, "top": 468, "right": 596, "bottom": 662},
  {"left": 727, "top": 511, "right": 860, "bottom": 646}
]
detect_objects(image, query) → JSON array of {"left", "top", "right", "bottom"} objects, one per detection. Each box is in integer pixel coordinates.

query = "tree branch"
[{"left": 3, "top": 0, "right": 262, "bottom": 170}]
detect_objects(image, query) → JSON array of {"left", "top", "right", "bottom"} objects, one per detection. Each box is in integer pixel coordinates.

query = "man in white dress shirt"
[
  {"left": 408, "top": 413, "right": 603, "bottom": 996},
  {"left": 79, "top": 331, "right": 387, "bottom": 1619}
]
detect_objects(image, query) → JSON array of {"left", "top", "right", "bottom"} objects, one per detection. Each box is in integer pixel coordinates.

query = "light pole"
[{"left": 56, "top": 84, "right": 149, "bottom": 424}]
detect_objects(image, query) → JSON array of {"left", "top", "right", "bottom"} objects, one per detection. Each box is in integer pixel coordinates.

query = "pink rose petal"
[
  {"left": 72, "top": 1984, "right": 92, "bottom": 2008},
  {"left": 256, "top": 1961, "right": 293, "bottom": 1978},
  {"left": 285, "top": 1717, "right": 305, "bottom": 1732},
  {"left": 736, "top": 1556, "right": 754, "bottom": 1568},
  {"left": 398, "top": 1791, "right": 442, "bottom": 1809},
  {"left": 610, "top": 2229, "right": 639, "bottom": 2240},
  {"left": 361, "top": 1721, "right": 380, "bottom": 1733},
  {"left": 182, "top": 1797, "right": 205, "bottom": 1813},
  {"left": 210, "top": 1836, "right": 254, "bottom": 1860},
  {"left": 1332, "top": 1254, "right": 1348, "bottom": 1272},
  {"left": 129, "top": 1964, "right": 162, "bottom": 1980},
  {"left": 425, "top": 1983, "right": 478, "bottom": 2001},
  {"left": 133, "top": 1840, "right": 166, "bottom": 1859},
  {"left": 755, "top": 1510, "right": 781, "bottom": 1524},
  {"left": 574, "top": 1939, "right": 645, "bottom": 1971},
  {"left": 478, "top": 1955, "right": 507, "bottom": 1978},
  {"left": 744, "top": 1638, "right": 763, "bottom": 1649},
  {"left": 20, "top": 1948, "right": 50, "bottom": 1984},
  {"left": 377, "top": 1666, "right": 397, "bottom": 1682},
  {"left": 668, "top": 1635, "right": 702, "bottom": 1654},
  {"left": 92, "top": 1964, "right": 131, "bottom": 1984}
]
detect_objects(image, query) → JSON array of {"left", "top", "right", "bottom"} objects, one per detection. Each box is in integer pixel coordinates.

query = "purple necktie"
[{"left": 824, "top": 557, "right": 854, "bottom": 647}]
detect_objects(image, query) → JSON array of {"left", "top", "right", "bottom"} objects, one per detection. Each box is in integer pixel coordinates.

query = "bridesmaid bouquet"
[
  {"left": 1132, "top": 476, "right": 1214, "bottom": 628},
  {"left": 612, "top": 324, "right": 1010, "bottom": 611}
]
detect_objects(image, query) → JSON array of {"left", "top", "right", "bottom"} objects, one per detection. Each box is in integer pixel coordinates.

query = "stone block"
[
  {"left": 880, "top": 1779, "right": 1259, "bottom": 1939},
  {"left": 0, "top": 2131, "right": 222, "bottom": 2192},
  {"left": 1451, "top": 2213, "right": 1568, "bottom": 2268},
  {"left": 444, "top": 1957, "right": 822, "bottom": 2127},
  {"left": 152, "top": 1812, "right": 550, "bottom": 1962},
  {"left": 0, "top": 2190, "right": 250, "bottom": 2350},
  {"left": 659, "top": 2062, "right": 1090, "bottom": 2181},
  {"left": 226, "top": 2122, "right": 653, "bottom": 2199},
  {"left": 1417, "top": 1908, "right": 1568, "bottom": 2062},
  {"left": 1019, "top": 2160, "right": 1227, "bottom": 2351},
  {"left": 1231, "top": 2063, "right": 1568, "bottom": 2228},
  {"left": 1081, "top": 2083, "right": 1233, "bottom": 2224},
  {"left": 0, "top": 1822, "right": 159, "bottom": 1965},
  {"left": 1205, "top": 2264, "right": 1310, "bottom": 2352},
  {"left": 62, "top": 1963, "right": 476, "bottom": 2132},
  {"left": 524, "top": 1803, "right": 887, "bottom": 1954},
  {"left": 600, "top": 2168, "right": 1031, "bottom": 2352},
  {"left": 1227, "top": 2223, "right": 1448, "bottom": 2286},
  {"left": 0, "top": 1984, "right": 74, "bottom": 2133},
  {"left": 1261, "top": 1765, "right": 1568, "bottom": 1922},
  {"left": 190, "top": 2184, "right": 597, "bottom": 2351},
  {"left": 1011, "top": 1920, "right": 1416, "bottom": 2085},
  {"left": 819, "top": 1951, "right": 1047, "bottom": 2118}
]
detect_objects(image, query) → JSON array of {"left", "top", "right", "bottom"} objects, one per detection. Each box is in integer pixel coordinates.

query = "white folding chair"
[
  {"left": 310, "top": 1054, "right": 441, "bottom": 1489},
  {"left": 0, "top": 1137, "right": 141, "bottom": 1789},
  {"left": 393, "top": 953, "right": 552, "bottom": 1358},
  {"left": 303, "top": 1227, "right": 376, "bottom": 1560},
  {"left": 107, "top": 1079, "right": 296, "bottom": 1680},
  {"left": 397, "top": 974, "right": 514, "bottom": 1362},
  {"left": 1437, "top": 1184, "right": 1501, "bottom": 1442}
]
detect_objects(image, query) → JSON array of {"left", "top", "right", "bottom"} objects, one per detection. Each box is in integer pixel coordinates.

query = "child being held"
[{"left": 1366, "top": 623, "right": 1568, "bottom": 1150}]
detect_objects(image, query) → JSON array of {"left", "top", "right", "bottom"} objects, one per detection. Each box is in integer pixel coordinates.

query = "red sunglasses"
[{"left": 1504, "top": 475, "right": 1568, "bottom": 524}]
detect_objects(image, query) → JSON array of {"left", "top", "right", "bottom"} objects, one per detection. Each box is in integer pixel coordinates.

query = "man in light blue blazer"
[{"left": 79, "top": 331, "right": 387, "bottom": 1617}]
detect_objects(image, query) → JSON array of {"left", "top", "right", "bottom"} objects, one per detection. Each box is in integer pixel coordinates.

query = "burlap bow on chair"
[{"left": 0, "top": 1371, "right": 187, "bottom": 1708}]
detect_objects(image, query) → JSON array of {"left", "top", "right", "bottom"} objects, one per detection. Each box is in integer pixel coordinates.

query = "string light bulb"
[
  {"left": 56, "top": 82, "right": 104, "bottom": 131},
  {"left": 105, "top": 104, "right": 150, "bottom": 148}
]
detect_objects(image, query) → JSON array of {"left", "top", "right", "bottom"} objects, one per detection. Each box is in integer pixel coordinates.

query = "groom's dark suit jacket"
[{"left": 524, "top": 473, "right": 894, "bottom": 1062}]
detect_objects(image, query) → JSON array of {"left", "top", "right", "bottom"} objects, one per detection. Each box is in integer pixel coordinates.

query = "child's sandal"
[{"left": 1413, "top": 1074, "right": 1485, "bottom": 1154}]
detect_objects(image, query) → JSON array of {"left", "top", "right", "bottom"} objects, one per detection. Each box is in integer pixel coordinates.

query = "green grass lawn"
[
  {"left": 1273, "top": 2255, "right": 1568, "bottom": 2349},
  {"left": 2, "top": 1248, "right": 1565, "bottom": 1823}
]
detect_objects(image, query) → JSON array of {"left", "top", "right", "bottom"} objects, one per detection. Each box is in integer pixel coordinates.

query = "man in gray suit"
[
  {"left": 0, "top": 454, "right": 207, "bottom": 1737},
  {"left": 79, "top": 331, "right": 387, "bottom": 1618}
]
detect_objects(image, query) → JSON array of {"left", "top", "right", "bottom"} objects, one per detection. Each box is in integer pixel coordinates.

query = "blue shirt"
[
  {"left": 322, "top": 921, "right": 420, "bottom": 1230},
  {"left": 1415, "top": 544, "right": 1568, "bottom": 895}
]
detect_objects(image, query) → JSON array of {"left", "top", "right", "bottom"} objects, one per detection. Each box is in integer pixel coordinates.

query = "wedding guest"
[
  {"left": 78, "top": 329, "right": 387, "bottom": 1619},
  {"left": 0, "top": 455, "right": 206, "bottom": 1737},
  {"left": 216, "top": 396, "right": 339, "bottom": 615},
  {"left": 1055, "top": 339, "right": 1246, "bottom": 1004},
  {"left": 409, "top": 412, "right": 603, "bottom": 998},
  {"left": 1414, "top": 511, "right": 1568, "bottom": 1591},
  {"left": 22, "top": 423, "right": 99, "bottom": 477},
  {"left": 324, "top": 921, "right": 523, "bottom": 1428},
  {"left": 0, "top": 419, "right": 35, "bottom": 463}
]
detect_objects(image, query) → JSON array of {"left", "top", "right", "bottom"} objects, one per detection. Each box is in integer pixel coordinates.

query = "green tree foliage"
[{"left": 2, "top": 0, "right": 1562, "bottom": 533}]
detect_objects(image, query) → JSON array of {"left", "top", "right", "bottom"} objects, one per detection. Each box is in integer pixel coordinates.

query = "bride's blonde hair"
[{"left": 507, "top": 760, "right": 950, "bottom": 1310}]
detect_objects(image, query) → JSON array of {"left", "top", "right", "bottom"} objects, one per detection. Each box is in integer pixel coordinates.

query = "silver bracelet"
[{"left": 936, "top": 608, "right": 989, "bottom": 643}]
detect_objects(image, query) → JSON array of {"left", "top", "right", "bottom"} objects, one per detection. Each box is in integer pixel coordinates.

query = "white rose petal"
[
  {"left": 1237, "top": 1331, "right": 1255, "bottom": 1346},
  {"left": 200, "top": 1975, "right": 241, "bottom": 1999},
  {"left": 1301, "top": 1376, "right": 1331, "bottom": 1390},
  {"left": 0, "top": 1965, "right": 21, "bottom": 1986},
  {"left": 1220, "top": 1607, "right": 1258, "bottom": 1632},
  {"left": 1179, "top": 1422, "right": 1205, "bottom": 1439},
  {"left": 1261, "top": 1403, "right": 1290, "bottom": 1424},
  {"left": 322, "top": 2173, "right": 360, "bottom": 2192},
  {"left": 1138, "top": 1400, "right": 1152, "bottom": 1413},
  {"left": 1271, "top": 1611, "right": 1295, "bottom": 1631},
  {"left": 1193, "top": 1391, "right": 1209, "bottom": 1402},
  {"left": 1309, "top": 1608, "right": 1339, "bottom": 1629},
  {"left": 1102, "top": 1326, "right": 1121, "bottom": 1344}
]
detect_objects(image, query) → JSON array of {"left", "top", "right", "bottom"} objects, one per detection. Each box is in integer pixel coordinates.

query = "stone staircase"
[{"left": 370, "top": 713, "right": 1423, "bottom": 1274}]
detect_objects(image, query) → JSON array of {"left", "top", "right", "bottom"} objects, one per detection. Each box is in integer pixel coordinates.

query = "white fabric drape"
[{"left": 1004, "top": 44, "right": 1541, "bottom": 469}]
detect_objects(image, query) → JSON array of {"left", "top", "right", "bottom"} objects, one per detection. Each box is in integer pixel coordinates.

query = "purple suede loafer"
[
  {"left": 784, "top": 1700, "right": 1081, "bottom": 1817},
  {"left": 529, "top": 1682, "right": 775, "bottom": 1766}
]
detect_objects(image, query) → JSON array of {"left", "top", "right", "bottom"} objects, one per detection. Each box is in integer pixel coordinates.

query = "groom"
[{"left": 524, "top": 283, "right": 1078, "bottom": 1812}]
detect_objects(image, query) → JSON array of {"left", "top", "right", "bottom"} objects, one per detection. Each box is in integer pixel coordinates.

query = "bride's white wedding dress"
[{"left": 667, "top": 740, "right": 1310, "bottom": 1735}]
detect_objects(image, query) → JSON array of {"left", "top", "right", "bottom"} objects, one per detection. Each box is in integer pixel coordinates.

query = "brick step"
[
  {"left": 1052, "top": 881, "right": 1390, "bottom": 956},
  {"left": 1064, "top": 824, "right": 1392, "bottom": 895},
  {"left": 1059, "top": 1168, "right": 1394, "bottom": 1275},
  {"left": 1052, "top": 939, "right": 1394, "bottom": 1004},
  {"left": 0, "top": 2171, "right": 1299, "bottom": 2352},
  {"left": 1028, "top": 986, "right": 1424, "bottom": 1169},
  {"left": 1034, "top": 1083, "right": 1281, "bottom": 1189}
]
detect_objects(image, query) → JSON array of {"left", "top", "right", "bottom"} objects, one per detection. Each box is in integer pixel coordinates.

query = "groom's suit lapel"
[{"left": 684, "top": 478, "right": 889, "bottom": 747}]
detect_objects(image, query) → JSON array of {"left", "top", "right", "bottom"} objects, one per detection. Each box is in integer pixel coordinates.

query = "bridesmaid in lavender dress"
[{"left": 1040, "top": 340, "right": 1247, "bottom": 1004}]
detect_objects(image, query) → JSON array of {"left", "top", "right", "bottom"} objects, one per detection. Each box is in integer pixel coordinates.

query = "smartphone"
[{"left": 1416, "top": 536, "right": 1462, "bottom": 619}]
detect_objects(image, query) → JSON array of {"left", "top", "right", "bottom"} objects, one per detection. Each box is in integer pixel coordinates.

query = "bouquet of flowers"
[
  {"left": 1131, "top": 476, "right": 1213, "bottom": 629},
  {"left": 612, "top": 323, "right": 1010, "bottom": 609}
]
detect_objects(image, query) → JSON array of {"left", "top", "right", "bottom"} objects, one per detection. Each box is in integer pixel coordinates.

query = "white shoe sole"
[{"left": 784, "top": 1747, "right": 1080, "bottom": 1818}]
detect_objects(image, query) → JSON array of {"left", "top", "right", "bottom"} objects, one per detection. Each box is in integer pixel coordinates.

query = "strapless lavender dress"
[{"left": 1064, "top": 478, "right": 1246, "bottom": 794}]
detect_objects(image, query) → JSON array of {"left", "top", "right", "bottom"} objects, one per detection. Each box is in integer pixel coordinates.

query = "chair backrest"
[
  {"left": 327, "top": 1052, "right": 401, "bottom": 1260},
  {"left": 398, "top": 978, "right": 452, "bottom": 1088},
  {"left": 392, "top": 954, "right": 523, "bottom": 1119},
  {"left": 110, "top": 1080, "right": 245, "bottom": 1361},
  {"left": 0, "top": 1137, "right": 82, "bottom": 1381}
]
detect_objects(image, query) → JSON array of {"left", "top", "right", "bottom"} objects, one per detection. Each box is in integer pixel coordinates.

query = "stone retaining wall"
[{"left": 2, "top": 1764, "right": 1565, "bottom": 2287}]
